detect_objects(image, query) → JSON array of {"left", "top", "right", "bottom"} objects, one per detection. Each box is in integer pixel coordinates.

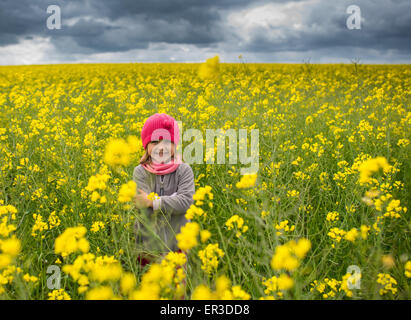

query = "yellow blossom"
[
  {"left": 48, "top": 289, "right": 71, "bottom": 300},
  {"left": 404, "top": 261, "right": 411, "bottom": 278},
  {"left": 198, "top": 243, "right": 225, "bottom": 274},
  {"left": 86, "top": 286, "right": 114, "bottom": 300},
  {"left": 235, "top": 174, "right": 257, "bottom": 189},
  {"left": 54, "top": 226, "right": 90, "bottom": 257},
  {"left": 118, "top": 181, "right": 137, "bottom": 203},
  {"left": 198, "top": 56, "right": 220, "bottom": 80},
  {"left": 176, "top": 222, "right": 200, "bottom": 251},
  {"left": 104, "top": 138, "right": 132, "bottom": 167}
]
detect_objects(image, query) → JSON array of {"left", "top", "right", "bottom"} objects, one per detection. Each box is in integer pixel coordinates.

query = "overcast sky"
[{"left": 0, "top": 0, "right": 410, "bottom": 65}]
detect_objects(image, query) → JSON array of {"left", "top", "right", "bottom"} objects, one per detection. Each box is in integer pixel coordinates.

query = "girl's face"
[{"left": 147, "top": 140, "right": 175, "bottom": 164}]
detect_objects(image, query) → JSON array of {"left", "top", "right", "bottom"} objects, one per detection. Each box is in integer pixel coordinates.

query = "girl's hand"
[{"left": 134, "top": 189, "right": 153, "bottom": 209}]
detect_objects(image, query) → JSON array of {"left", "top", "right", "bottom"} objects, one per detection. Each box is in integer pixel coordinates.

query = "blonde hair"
[{"left": 139, "top": 149, "right": 152, "bottom": 165}]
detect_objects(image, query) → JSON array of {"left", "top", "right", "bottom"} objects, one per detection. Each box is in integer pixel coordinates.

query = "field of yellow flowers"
[{"left": 0, "top": 60, "right": 410, "bottom": 300}]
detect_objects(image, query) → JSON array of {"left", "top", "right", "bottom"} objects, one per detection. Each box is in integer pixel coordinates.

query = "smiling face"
[{"left": 147, "top": 139, "right": 175, "bottom": 164}]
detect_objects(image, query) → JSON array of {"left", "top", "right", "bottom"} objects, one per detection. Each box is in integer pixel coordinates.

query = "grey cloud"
[
  {"left": 0, "top": 0, "right": 260, "bottom": 52},
  {"left": 0, "top": 0, "right": 410, "bottom": 63},
  {"left": 235, "top": 0, "right": 411, "bottom": 55}
]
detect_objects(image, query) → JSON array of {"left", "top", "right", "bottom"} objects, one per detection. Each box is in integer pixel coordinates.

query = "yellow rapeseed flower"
[
  {"left": 176, "top": 222, "right": 200, "bottom": 251},
  {"left": 54, "top": 226, "right": 90, "bottom": 257},
  {"left": 104, "top": 138, "right": 132, "bottom": 167},
  {"left": 118, "top": 180, "right": 137, "bottom": 203},
  {"left": 198, "top": 56, "right": 220, "bottom": 80},
  {"left": 235, "top": 174, "right": 257, "bottom": 189}
]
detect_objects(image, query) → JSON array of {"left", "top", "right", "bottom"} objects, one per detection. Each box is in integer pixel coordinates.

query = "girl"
[{"left": 132, "top": 113, "right": 195, "bottom": 267}]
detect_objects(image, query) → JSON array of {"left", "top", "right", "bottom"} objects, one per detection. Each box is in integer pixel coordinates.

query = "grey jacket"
[{"left": 132, "top": 162, "right": 195, "bottom": 253}]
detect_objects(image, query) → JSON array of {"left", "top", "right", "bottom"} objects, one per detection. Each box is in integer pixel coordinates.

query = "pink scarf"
[{"left": 142, "top": 154, "right": 182, "bottom": 175}]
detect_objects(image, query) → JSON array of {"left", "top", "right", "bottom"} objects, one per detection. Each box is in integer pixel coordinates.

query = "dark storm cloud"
[
  {"left": 235, "top": 0, "right": 411, "bottom": 55},
  {"left": 0, "top": 0, "right": 410, "bottom": 62},
  {"left": 306, "top": 0, "right": 411, "bottom": 52},
  {"left": 0, "top": 0, "right": 268, "bottom": 53},
  {"left": 0, "top": 0, "right": 45, "bottom": 46}
]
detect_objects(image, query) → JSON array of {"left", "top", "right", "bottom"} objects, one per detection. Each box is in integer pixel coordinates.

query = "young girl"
[{"left": 132, "top": 113, "right": 195, "bottom": 267}]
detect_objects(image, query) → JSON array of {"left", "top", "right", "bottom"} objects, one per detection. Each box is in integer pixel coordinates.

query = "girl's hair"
[{"left": 139, "top": 149, "right": 152, "bottom": 165}]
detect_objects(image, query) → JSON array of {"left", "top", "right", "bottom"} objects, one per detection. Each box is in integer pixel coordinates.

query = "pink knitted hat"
[{"left": 141, "top": 113, "right": 180, "bottom": 149}]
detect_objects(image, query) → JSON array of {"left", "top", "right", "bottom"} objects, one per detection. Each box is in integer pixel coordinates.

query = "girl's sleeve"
[
  {"left": 133, "top": 165, "right": 152, "bottom": 194},
  {"left": 157, "top": 164, "right": 195, "bottom": 216}
]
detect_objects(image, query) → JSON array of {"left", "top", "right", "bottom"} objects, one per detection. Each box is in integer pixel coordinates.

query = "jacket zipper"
[{"left": 160, "top": 175, "right": 164, "bottom": 196}]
